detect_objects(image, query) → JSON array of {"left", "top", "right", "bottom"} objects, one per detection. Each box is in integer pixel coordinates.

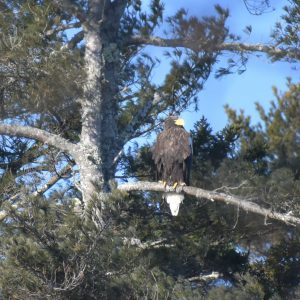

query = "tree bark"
[
  {"left": 118, "top": 181, "right": 300, "bottom": 226},
  {"left": 78, "top": 1, "right": 126, "bottom": 205},
  {"left": 128, "top": 36, "right": 300, "bottom": 60},
  {"left": 0, "top": 124, "right": 78, "bottom": 156},
  {"left": 1, "top": 0, "right": 299, "bottom": 214}
]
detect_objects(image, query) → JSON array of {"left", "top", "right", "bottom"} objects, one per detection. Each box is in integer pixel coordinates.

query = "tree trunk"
[{"left": 79, "top": 5, "right": 121, "bottom": 206}]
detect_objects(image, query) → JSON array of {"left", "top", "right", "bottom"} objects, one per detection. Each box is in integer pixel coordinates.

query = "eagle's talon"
[
  {"left": 172, "top": 182, "right": 178, "bottom": 189},
  {"left": 159, "top": 180, "right": 167, "bottom": 188}
]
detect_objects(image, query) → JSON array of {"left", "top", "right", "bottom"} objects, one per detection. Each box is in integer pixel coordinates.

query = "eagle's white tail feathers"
[{"left": 165, "top": 193, "right": 184, "bottom": 216}]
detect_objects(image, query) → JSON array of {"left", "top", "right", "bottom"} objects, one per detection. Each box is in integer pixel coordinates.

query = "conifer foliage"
[{"left": 0, "top": 1, "right": 299, "bottom": 298}]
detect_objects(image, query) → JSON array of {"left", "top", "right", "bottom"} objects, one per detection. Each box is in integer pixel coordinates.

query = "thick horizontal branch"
[
  {"left": 128, "top": 36, "right": 185, "bottom": 49},
  {"left": 0, "top": 123, "right": 79, "bottom": 157},
  {"left": 128, "top": 36, "right": 300, "bottom": 60},
  {"left": 118, "top": 181, "right": 300, "bottom": 226},
  {"left": 217, "top": 42, "right": 300, "bottom": 60}
]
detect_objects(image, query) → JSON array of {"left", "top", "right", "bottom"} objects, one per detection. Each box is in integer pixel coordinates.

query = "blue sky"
[{"left": 145, "top": 0, "right": 299, "bottom": 132}]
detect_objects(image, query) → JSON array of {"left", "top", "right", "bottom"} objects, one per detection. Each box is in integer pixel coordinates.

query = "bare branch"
[
  {"left": 122, "top": 237, "right": 174, "bottom": 249},
  {"left": 128, "top": 36, "right": 300, "bottom": 61},
  {"left": 242, "top": 0, "right": 272, "bottom": 15},
  {"left": 188, "top": 271, "right": 222, "bottom": 282},
  {"left": 217, "top": 42, "right": 300, "bottom": 60},
  {"left": 128, "top": 36, "right": 186, "bottom": 49},
  {"left": 45, "top": 22, "right": 82, "bottom": 36},
  {"left": 0, "top": 123, "right": 79, "bottom": 157},
  {"left": 63, "top": 31, "right": 84, "bottom": 50},
  {"left": 118, "top": 181, "right": 300, "bottom": 226},
  {"left": 119, "top": 92, "right": 162, "bottom": 144},
  {"left": 52, "top": 262, "right": 86, "bottom": 292},
  {"left": 32, "top": 164, "right": 73, "bottom": 196}
]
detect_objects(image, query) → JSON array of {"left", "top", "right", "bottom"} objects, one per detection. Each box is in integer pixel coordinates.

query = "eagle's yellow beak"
[{"left": 175, "top": 118, "right": 185, "bottom": 126}]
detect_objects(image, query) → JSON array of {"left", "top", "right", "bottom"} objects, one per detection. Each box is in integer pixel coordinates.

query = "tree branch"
[
  {"left": 122, "top": 237, "right": 174, "bottom": 249},
  {"left": 32, "top": 164, "right": 73, "bottom": 196},
  {"left": 45, "top": 22, "right": 82, "bottom": 36},
  {"left": 128, "top": 36, "right": 300, "bottom": 60},
  {"left": 52, "top": 0, "right": 86, "bottom": 23},
  {"left": 118, "top": 181, "right": 300, "bottom": 226},
  {"left": 0, "top": 164, "right": 74, "bottom": 221},
  {"left": 0, "top": 123, "right": 79, "bottom": 158},
  {"left": 217, "top": 42, "right": 300, "bottom": 60},
  {"left": 119, "top": 92, "right": 163, "bottom": 145},
  {"left": 128, "top": 36, "right": 185, "bottom": 49},
  {"left": 188, "top": 271, "right": 221, "bottom": 282},
  {"left": 110, "top": 0, "right": 128, "bottom": 24},
  {"left": 63, "top": 31, "right": 84, "bottom": 50}
]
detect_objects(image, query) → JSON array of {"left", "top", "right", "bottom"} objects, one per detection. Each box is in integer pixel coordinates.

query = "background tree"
[{"left": 0, "top": 0, "right": 299, "bottom": 298}]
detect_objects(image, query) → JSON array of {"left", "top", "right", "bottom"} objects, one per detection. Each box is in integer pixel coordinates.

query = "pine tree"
[
  {"left": 221, "top": 80, "right": 300, "bottom": 299},
  {"left": 0, "top": 1, "right": 299, "bottom": 298}
]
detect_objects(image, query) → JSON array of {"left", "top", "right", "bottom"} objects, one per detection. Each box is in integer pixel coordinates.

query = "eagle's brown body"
[{"left": 152, "top": 116, "right": 192, "bottom": 187}]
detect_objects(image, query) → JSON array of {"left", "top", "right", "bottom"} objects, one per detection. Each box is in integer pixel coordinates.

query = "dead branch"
[
  {"left": 45, "top": 22, "right": 82, "bottom": 36},
  {"left": 32, "top": 164, "right": 73, "bottom": 196},
  {"left": 122, "top": 237, "right": 174, "bottom": 249},
  {"left": 63, "top": 31, "right": 84, "bottom": 50},
  {"left": 118, "top": 181, "right": 300, "bottom": 226},
  {"left": 118, "top": 91, "right": 163, "bottom": 147},
  {"left": 188, "top": 271, "right": 222, "bottom": 282},
  {"left": 128, "top": 36, "right": 300, "bottom": 61},
  {"left": 52, "top": 262, "right": 86, "bottom": 292}
]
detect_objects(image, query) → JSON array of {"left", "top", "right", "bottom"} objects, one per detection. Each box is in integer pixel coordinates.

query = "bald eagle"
[{"left": 152, "top": 116, "right": 193, "bottom": 216}]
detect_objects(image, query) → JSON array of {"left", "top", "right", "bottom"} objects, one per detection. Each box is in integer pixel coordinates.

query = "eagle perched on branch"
[{"left": 152, "top": 116, "right": 193, "bottom": 216}]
